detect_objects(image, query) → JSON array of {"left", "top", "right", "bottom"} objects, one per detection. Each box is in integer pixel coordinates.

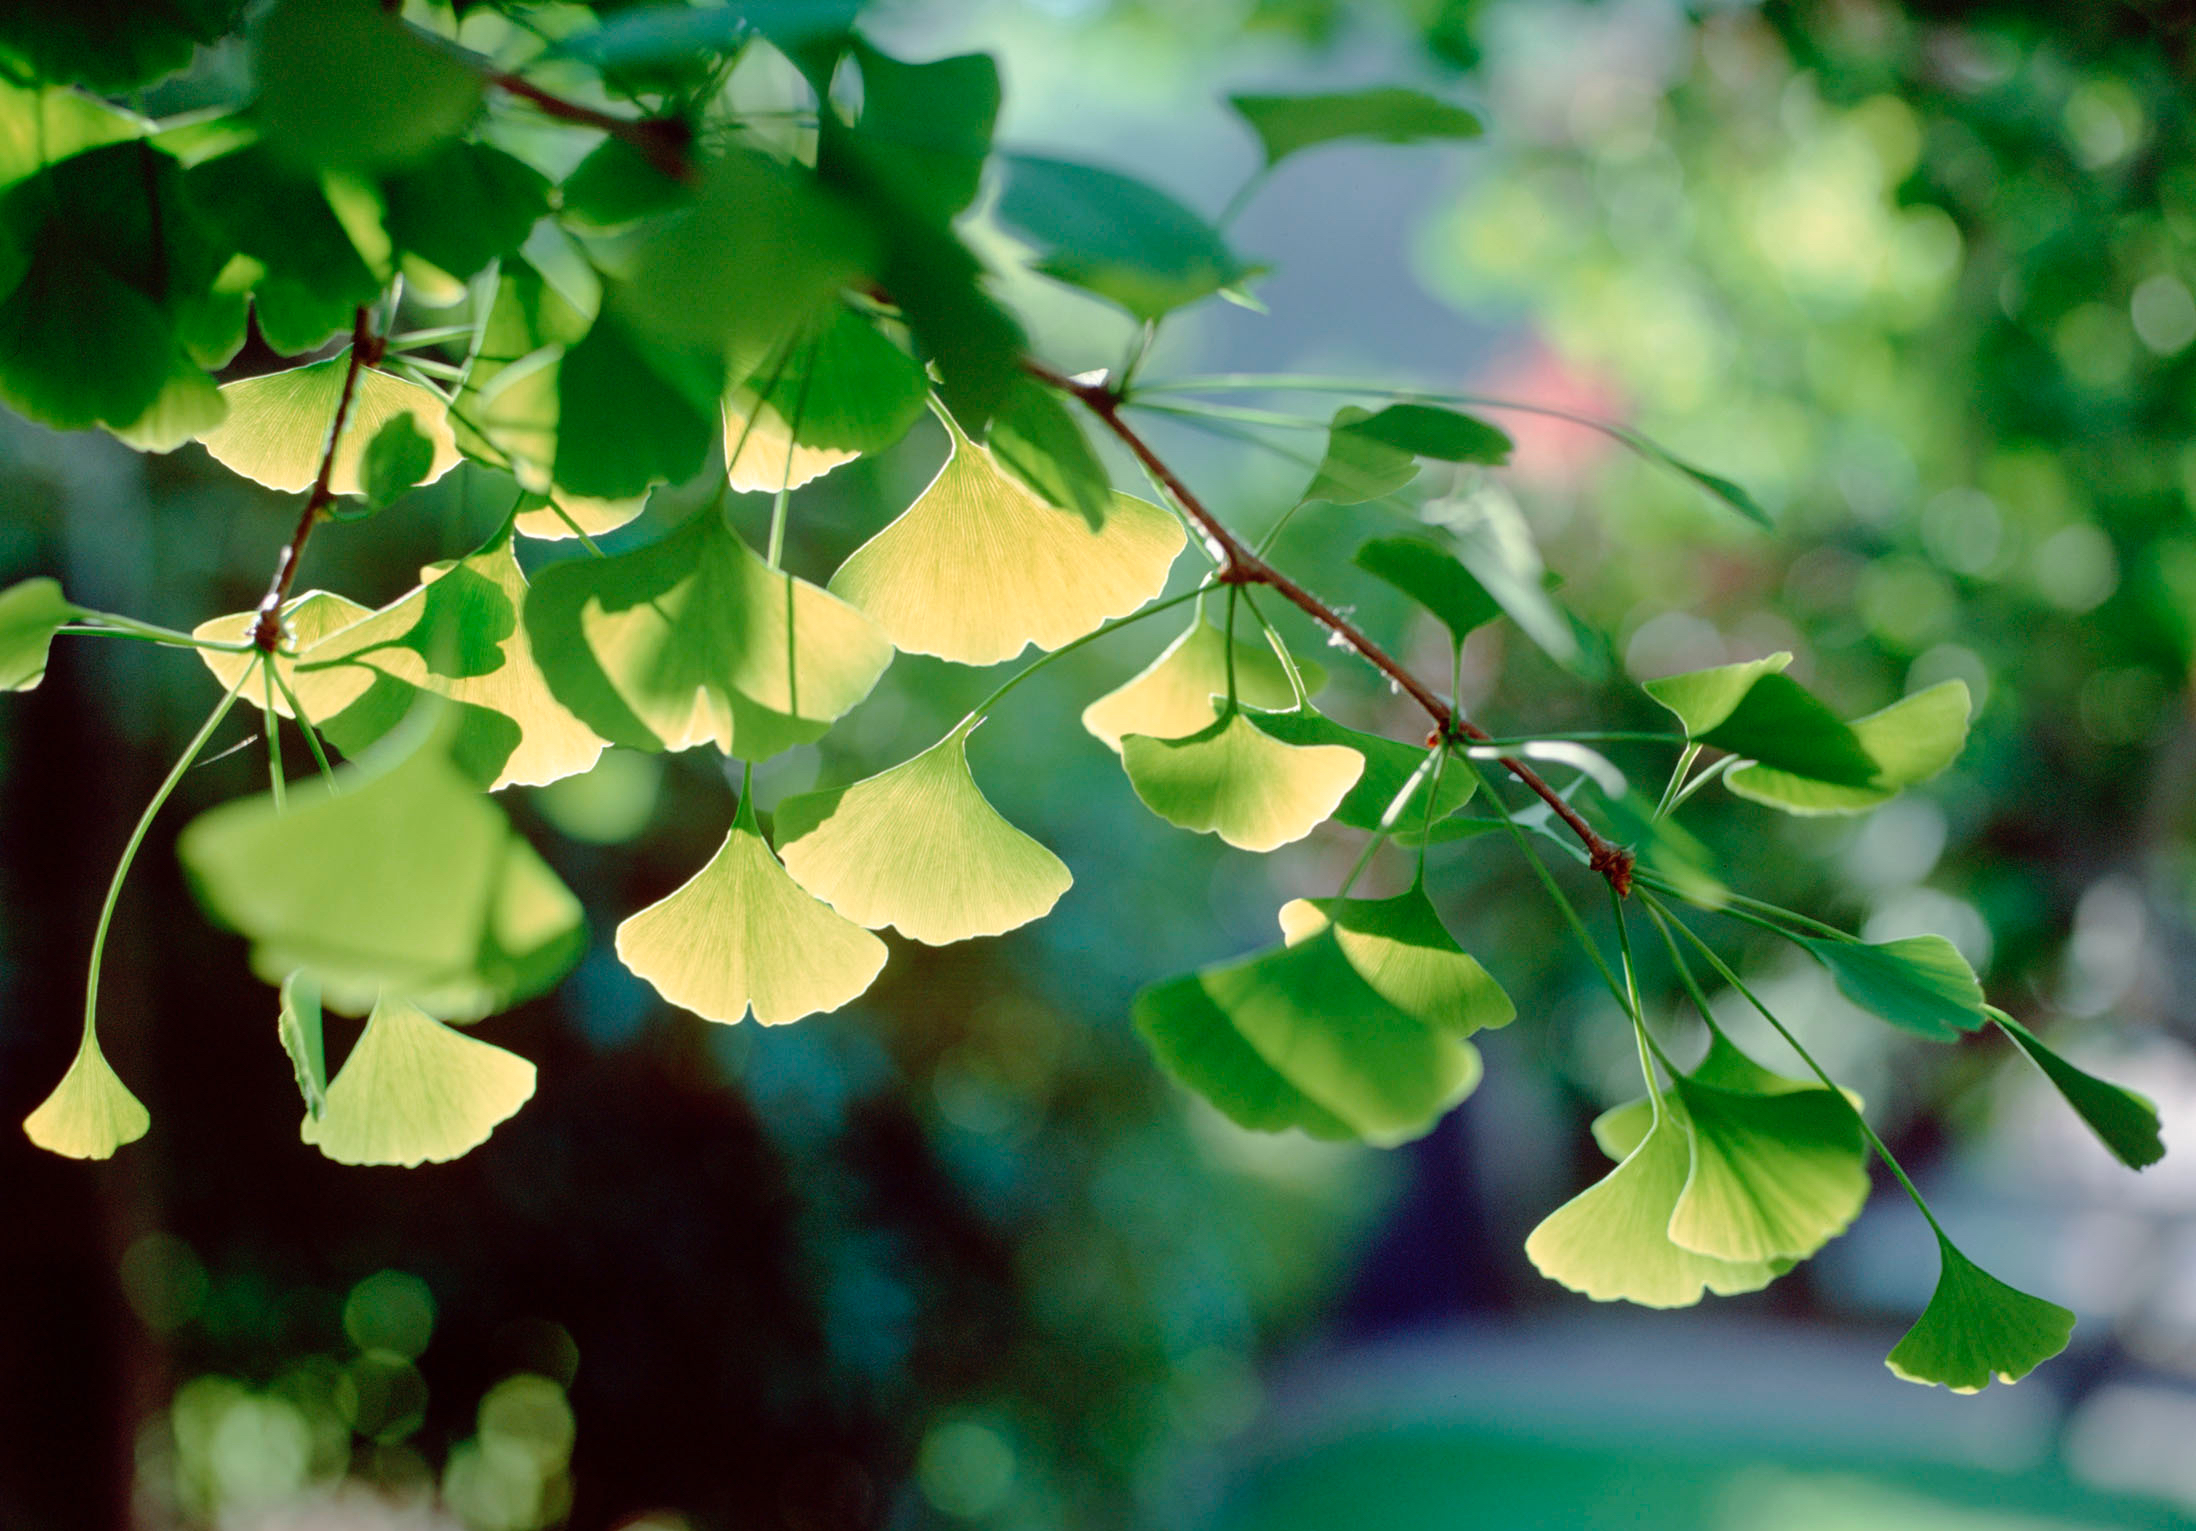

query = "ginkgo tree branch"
[{"left": 1028, "top": 359, "right": 1636, "bottom": 894}]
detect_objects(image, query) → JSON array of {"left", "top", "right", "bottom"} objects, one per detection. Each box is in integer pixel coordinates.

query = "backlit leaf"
[
  {"left": 1798, "top": 935, "right": 1987, "bottom": 1041},
  {"left": 0, "top": 76, "right": 146, "bottom": 191},
  {"left": 195, "top": 350, "right": 462, "bottom": 496},
  {"left": 1081, "top": 617, "right": 1322, "bottom": 752},
  {"left": 300, "top": 996, "right": 535, "bottom": 1167},
  {"left": 1277, "top": 886, "right": 1513, "bottom": 1035},
  {"left": 1229, "top": 88, "right": 1482, "bottom": 168},
  {"left": 1725, "top": 681, "right": 1973, "bottom": 815},
  {"left": 1120, "top": 708, "right": 1362, "bottom": 852},
  {"left": 987, "top": 379, "right": 1112, "bottom": 520},
  {"left": 552, "top": 309, "right": 724, "bottom": 501},
  {"left": 1885, "top": 1237, "right": 2075, "bottom": 1392},
  {"left": 0, "top": 576, "right": 80, "bottom": 690},
  {"left": 380, "top": 141, "right": 549, "bottom": 282},
  {"left": 1665, "top": 1073, "right": 1869, "bottom": 1263},
  {"left": 1433, "top": 493, "right": 1578, "bottom": 666},
  {"left": 1592, "top": 1032, "right": 1849, "bottom": 1161},
  {"left": 254, "top": 0, "right": 483, "bottom": 171},
  {"left": 1642, "top": 652, "right": 1795, "bottom": 736},
  {"left": 360, "top": 414, "right": 434, "bottom": 508},
  {"left": 1133, "top": 971, "right": 1354, "bottom": 1140},
  {"left": 22, "top": 1038, "right": 149, "bottom": 1159},
  {"left": 615, "top": 790, "right": 885, "bottom": 1025},
  {"left": 184, "top": 144, "right": 383, "bottom": 354},
  {"left": 724, "top": 307, "right": 928, "bottom": 493},
  {"left": 1247, "top": 703, "right": 1476, "bottom": 838},
  {"left": 997, "top": 154, "right": 1248, "bottom": 320},
  {"left": 827, "top": 41, "right": 1000, "bottom": 225},
  {"left": 525, "top": 511, "right": 891, "bottom": 760},
  {"left": 1692, "top": 673, "right": 1876, "bottom": 786},
  {"left": 1303, "top": 405, "right": 1417, "bottom": 505},
  {"left": 828, "top": 412, "right": 1183, "bottom": 665},
  {"left": 1993, "top": 1010, "right": 2163, "bottom": 1170},
  {"left": 277, "top": 972, "right": 327, "bottom": 1120},
  {"left": 193, "top": 589, "right": 378, "bottom": 722},
  {"left": 1353, "top": 535, "right": 1502, "bottom": 645},
  {"left": 0, "top": 0, "right": 240, "bottom": 93},
  {"left": 1339, "top": 403, "right": 1510, "bottom": 465}
]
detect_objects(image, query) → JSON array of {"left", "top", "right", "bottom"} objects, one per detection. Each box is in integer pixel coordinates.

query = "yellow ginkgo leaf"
[
  {"left": 615, "top": 792, "right": 886, "bottom": 1024},
  {"left": 22, "top": 1037, "right": 150, "bottom": 1160},
  {"left": 828, "top": 413, "right": 1184, "bottom": 666},
  {"left": 1121, "top": 708, "right": 1362, "bottom": 853},
  {"left": 1081, "top": 617, "right": 1322, "bottom": 753},
  {"left": 196, "top": 349, "right": 462, "bottom": 496},
  {"left": 723, "top": 394, "right": 858, "bottom": 493},
  {"left": 194, "top": 589, "right": 377, "bottom": 720},
  {"left": 512, "top": 489, "right": 647, "bottom": 542},
  {"left": 300, "top": 996, "right": 536, "bottom": 1167}
]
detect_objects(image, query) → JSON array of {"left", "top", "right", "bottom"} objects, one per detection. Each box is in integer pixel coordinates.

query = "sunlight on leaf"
[
  {"left": 1885, "top": 1237, "right": 2075, "bottom": 1392},
  {"left": 22, "top": 1037, "right": 149, "bottom": 1159},
  {"left": 1080, "top": 616, "right": 1322, "bottom": 753},
  {"left": 616, "top": 791, "right": 887, "bottom": 1025},
  {"left": 1642, "top": 652, "right": 1794, "bottom": 736},
  {"left": 828, "top": 412, "right": 1183, "bottom": 665},
  {"left": 195, "top": 350, "right": 461, "bottom": 495},
  {"left": 1248, "top": 704, "right": 1475, "bottom": 838},
  {"left": 997, "top": 154, "right": 1249, "bottom": 320},
  {"left": 1694, "top": 674, "right": 1876, "bottom": 784},
  {"left": 1121, "top": 708, "right": 1361, "bottom": 852},
  {"left": 1592, "top": 1032, "right": 1851, "bottom": 1161},
  {"left": 1993, "top": 1010, "right": 2163, "bottom": 1170},
  {"left": 0, "top": 577, "right": 82, "bottom": 690},
  {"left": 1725, "top": 681, "right": 1972, "bottom": 815},
  {"left": 300, "top": 996, "right": 535, "bottom": 1167},
  {"left": 1799, "top": 934, "right": 1987, "bottom": 1041},
  {"left": 1665, "top": 1074, "right": 1869, "bottom": 1263},
  {"left": 775, "top": 720, "right": 1071, "bottom": 944},
  {"left": 1304, "top": 405, "right": 1417, "bottom": 505},
  {"left": 511, "top": 490, "right": 647, "bottom": 543},
  {"left": 724, "top": 305, "right": 928, "bottom": 493},
  {"left": 194, "top": 590, "right": 377, "bottom": 719},
  {"left": 1278, "top": 886, "right": 1513, "bottom": 1035},
  {"left": 1339, "top": 403, "right": 1510, "bottom": 465}
]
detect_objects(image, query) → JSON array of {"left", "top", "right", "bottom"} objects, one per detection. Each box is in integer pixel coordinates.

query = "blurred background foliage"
[{"left": 8, "top": 0, "right": 2196, "bottom": 1528}]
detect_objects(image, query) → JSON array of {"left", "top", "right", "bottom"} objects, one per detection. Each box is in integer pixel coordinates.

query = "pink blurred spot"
[{"left": 1465, "top": 344, "right": 1627, "bottom": 491}]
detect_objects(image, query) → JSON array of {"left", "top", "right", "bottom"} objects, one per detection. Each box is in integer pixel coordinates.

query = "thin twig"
[{"left": 1029, "top": 359, "right": 1635, "bottom": 894}]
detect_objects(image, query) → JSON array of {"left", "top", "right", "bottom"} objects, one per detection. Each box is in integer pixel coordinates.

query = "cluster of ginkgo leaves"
[{"left": 0, "top": 0, "right": 2165, "bottom": 1395}]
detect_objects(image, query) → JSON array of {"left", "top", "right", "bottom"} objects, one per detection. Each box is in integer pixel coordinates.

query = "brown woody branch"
[
  {"left": 1027, "top": 361, "right": 1635, "bottom": 895},
  {"left": 252, "top": 308, "right": 382, "bottom": 654}
]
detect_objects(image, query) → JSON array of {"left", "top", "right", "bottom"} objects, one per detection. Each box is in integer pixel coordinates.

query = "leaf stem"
[
  {"left": 261, "top": 655, "right": 285, "bottom": 813},
  {"left": 1654, "top": 742, "right": 1701, "bottom": 820},
  {"left": 266, "top": 662, "right": 337, "bottom": 787},
  {"left": 1458, "top": 754, "right": 1628, "bottom": 1008}
]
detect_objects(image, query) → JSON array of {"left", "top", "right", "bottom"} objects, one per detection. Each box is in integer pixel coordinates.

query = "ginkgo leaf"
[
  {"left": 723, "top": 394, "right": 859, "bottom": 494},
  {"left": 1121, "top": 708, "right": 1362, "bottom": 852},
  {"left": 1689, "top": 673, "right": 1876, "bottom": 785},
  {"left": 1725, "top": 681, "right": 1972, "bottom": 815},
  {"left": 298, "top": 522, "right": 606, "bottom": 789},
  {"left": 1278, "top": 887, "right": 1514, "bottom": 1036},
  {"left": 278, "top": 972, "right": 328, "bottom": 1120},
  {"left": 1229, "top": 88, "right": 1482, "bottom": 168},
  {"left": 996, "top": 154, "right": 1249, "bottom": 320},
  {"left": 511, "top": 490, "right": 647, "bottom": 542},
  {"left": 178, "top": 722, "right": 586, "bottom": 1017},
  {"left": 1303, "top": 405, "right": 1418, "bottom": 505},
  {"left": 1353, "top": 536, "right": 1502, "bottom": 645},
  {"left": 1336, "top": 403, "right": 1510, "bottom": 465},
  {"left": 1992, "top": 1010, "right": 2164, "bottom": 1170},
  {"left": 1526, "top": 1099, "right": 1781, "bottom": 1308},
  {"left": 827, "top": 413, "right": 1184, "bottom": 665},
  {"left": 615, "top": 791, "right": 886, "bottom": 1025},
  {"left": 1133, "top": 970, "right": 1356, "bottom": 1140},
  {"left": 299, "top": 996, "right": 535, "bottom": 1167},
  {"left": 1247, "top": 704, "right": 1475, "bottom": 838},
  {"left": 525, "top": 511, "right": 892, "bottom": 760},
  {"left": 1665, "top": 1074, "right": 1869, "bottom": 1264},
  {"left": 775, "top": 720, "right": 1071, "bottom": 944},
  {"left": 1080, "top": 616, "right": 1323, "bottom": 752},
  {"left": 0, "top": 576, "right": 81, "bottom": 690},
  {"left": 22, "top": 1037, "right": 150, "bottom": 1159},
  {"left": 194, "top": 589, "right": 378, "bottom": 719},
  {"left": 1798, "top": 934, "right": 1987, "bottom": 1041},
  {"left": 1591, "top": 1032, "right": 1849, "bottom": 1161},
  {"left": 1885, "top": 1237, "right": 2075, "bottom": 1392},
  {"left": 723, "top": 305, "right": 929, "bottom": 493},
  {"left": 194, "top": 349, "right": 462, "bottom": 495},
  {"left": 1642, "top": 652, "right": 1795, "bottom": 736}
]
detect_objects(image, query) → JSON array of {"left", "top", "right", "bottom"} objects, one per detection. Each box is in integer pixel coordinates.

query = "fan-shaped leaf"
[
  {"left": 1338, "top": 403, "right": 1510, "bottom": 465},
  {"left": 380, "top": 141, "right": 549, "bottom": 282},
  {"left": 1121, "top": 708, "right": 1362, "bottom": 852},
  {"left": 987, "top": 379, "right": 1112, "bottom": 520},
  {"left": 1081, "top": 617, "right": 1322, "bottom": 753},
  {"left": 1229, "top": 88, "right": 1482, "bottom": 168},
  {"left": 1725, "top": 681, "right": 1973, "bottom": 815},
  {"left": 300, "top": 996, "right": 535, "bottom": 1167},
  {"left": 254, "top": 0, "right": 483, "bottom": 172},
  {"left": 997, "top": 154, "right": 1249, "bottom": 320},
  {"left": 1665, "top": 1075, "right": 1869, "bottom": 1264},
  {"left": 195, "top": 350, "right": 462, "bottom": 495},
  {"left": 1247, "top": 704, "right": 1476, "bottom": 838},
  {"left": 1642, "top": 652, "right": 1794, "bottom": 736},
  {"left": 1303, "top": 405, "right": 1417, "bottom": 505},
  {"left": 724, "top": 307, "right": 928, "bottom": 492},
  {"left": 1526, "top": 1100, "right": 1781, "bottom": 1307},
  {"left": 552, "top": 309, "right": 723, "bottom": 501},
  {"left": 828, "top": 413, "right": 1182, "bottom": 665},
  {"left": 22, "top": 1038, "right": 149, "bottom": 1160},
  {"left": 0, "top": 577, "right": 80, "bottom": 690},
  {"left": 1885, "top": 1238, "right": 2075, "bottom": 1393},
  {"left": 1591, "top": 1032, "right": 1848, "bottom": 1161},
  {"left": 616, "top": 792, "right": 886, "bottom": 1025},
  {"left": 360, "top": 414, "right": 434, "bottom": 508},
  {"left": 775, "top": 720, "right": 1070, "bottom": 944},
  {"left": 1993, "top": 1011, "right": 2163, "bottom": 1170},
  {"left": 1353, "top": 536, "right": 1502, "bottom": 644},
  {"left": 525, "top": 511, "right": 891, "bottom": 760},
  {"left": 1134, "top": 971, "right": 1355, "bottom": 1140},
  {"left": 194, "top": 590, "right": 378, "bottom": 720},
  {"left": 1799, "top": 934, "right": 1986, "bottom": 1041},
  {"left": 512, "top": 490, "right": 646, "bottom": 543},
  {"left": 1277, "top": 886, "right": 1513, "bottom": 1035}
]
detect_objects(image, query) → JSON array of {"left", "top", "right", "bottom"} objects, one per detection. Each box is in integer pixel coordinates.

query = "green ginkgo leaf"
[
  {"left": 525, "top": 511, "right": 892, "bottom": 760},
  {"left": 1642, "top": 652, "right": 1795, "bottom": 736},
  {"left": 1591, "top": 1032, "right": 1849, "bottom": 1161},
  {"left": 1352, "top": 536, "right": 1502, "bottom": 645},
  {"left": 0, "top": 577, "right": 81, "bottom": 690},
  {"left": 828, "top": 413, "right": 1184, "bottom": 665},
  {"left": 1303, "top": 405, "right": 1418, "bottom": 505},
  {"left": 1247, "top": 704, "right": 1476, "bottom": 838},
  {"left": 1526, "top": 1098, "right": 1781, "bottom": 1308},
  {"left": 298, "top": 522, "right": 607, "bottom": 789},
  {"left": 615, "top": 791, "right": 887, "bottom": 1025},
  {"left": 1885, "top": 1237, "right": 2075, "bottom": 1392},
  {"left": 195, "top": 350, "right": 462, "bottom": 496},
  {"left": 300, "top": 996, "right": 535, "bottom": 1167},
  {"left": 1992, "top": 1010, "right": 2163, "bottom": 1170},
  {"left": 996, "top": 153, "right": 1249, "bottom": 320},
  {"left": 1229, "top": 87, "right": 1482, "bottom": 168},
  {"left": 194, "top": 589, "right": 378, "bottom": 720},
  {"left": 1798, "top": 934, "right": 1987, "bottom": 1041},
  {"left": 723, "top": 306, "right": 928, "bottom": 493},
  {"left": 22, "top": 1037, "right": 150, "bottom": 1159},
  {"left": 278, "top": 972, "right": 328, "bottom": 1120},
  {"left": 178, "top": 723, "right": 586, "bottom": 1017},
  {"left": 1121, "top": 708, "right": 1362, "bottom": 852},
  {"left": 1133, "top": 969, "right": 1355, "bottom": 1139},
  {"left": 360, "top": 413, "right": 434, "bottom": 508},
  {"left": 1725, "top": 681, "right": 1972, "bottom": 815},
  {"left": 775, "top": 720, "right": 1071, "bottom": 944},
  {"left": 1277, "top": 886, "right": 1514, "bottom": 1036},
  {"left": 1690, "top": 673, "right": 1876, "bottom": 785},
  {"left": 1665, "top": 1074, "right": 1869, "bottom": 1264},
  {"left": 1080, "top": 616, "right": 1323, "bottom": 752},
  {"left": 1336, "top": 403, "right": 1511, "bottom": 465}
]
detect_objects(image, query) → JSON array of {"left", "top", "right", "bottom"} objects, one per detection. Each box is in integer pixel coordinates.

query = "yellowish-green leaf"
[
  {"left": 1665, "top": 1074, "right": 1869, "bottom": 1264},
  {"left": 278, "top": 972, "right": 328, "bottom": 1120},
  {"left": 1885, "top": 1237, "right": 2075, "bottom": 1392},
  {"left": 512, "top": 490, "right": 646, "bottom": 542},
  {"left": 0, "top": 576, "right": 82, "bottom": 690},
  {"left": 1725, "top": 681, "right": 1973, "bottom": 815},
  {"left": 1121, "top": 708, "right": 1362, "bottom": 852},
  {"left": 723, "top": 305, "right": 929, "bottom": 493},
  {"left": 723, "top": 394, "right": 859, "bottom": 494},
  {"left": 1526, "top": 1098, "right": 1781, "bottom": 1308},
  {"left": 193, "top": 590, "right": 378, "bottom": 719},
  {"left": 1799, "top": 934, "right": 1987, "bottom": 1041},
  {"left": 828, "top": 413, "right": 1184, "bottom": 665},
  {"left": 105, "top": 353, "right": 227, "bottom": 452},
  {"left": 1278, "top": 886, "right": 1513, "bottom": 1036},
  {"left": 22, "top": 1038, "right": 149, "bottom": 1160},
  {"left": 524, "top": 511, "right": 892, "bottom": 760},
  {"left": 1592, "top": 1032, "right": 1862, "bottom": 1161},
  {"left": 300, "top": 996, "right": 535, "bottom": 1167},
  {"left": 1248, "top": 703, "right": 1476, "bottom": 838},
  {"left": 616, "top": 792, "right": 886, "bottom": 1025},
  {"left": 1081, "top": 616, "right": 1321, "bottom": 753},
  {"left": 1134, "top": 968, "right": 1356, "bottom": 1140},
  {"left": 775, "top": 720, "right": 1071, "bottom": 945},
  {"left": 195, "top": 350, "right": 462, "bottom": 496},
  {"left": 1642, "top": 652, "right": 1794, "bottom": 735}
]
